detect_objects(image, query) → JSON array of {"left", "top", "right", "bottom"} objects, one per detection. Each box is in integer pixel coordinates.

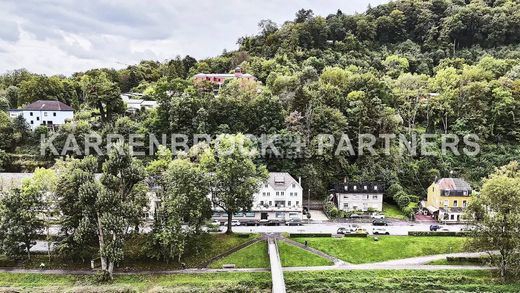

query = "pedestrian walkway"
[{"left": 267, "top": 235, "right": 286, "bottom": 293}]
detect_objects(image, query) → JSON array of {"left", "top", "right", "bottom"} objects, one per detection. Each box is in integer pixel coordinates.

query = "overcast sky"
[{"left": 0, "top": 0, "right": 389, "bottom": 76}]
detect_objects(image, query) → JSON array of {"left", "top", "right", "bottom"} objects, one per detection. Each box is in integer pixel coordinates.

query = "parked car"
[
  {"left": 372, "top": 227, "right": 389, "bottom": 235},
  {"left": 354, "top": 228, "right": 368, "bottom": 234},
  {"left": 461, "top": 226, "right": 476, "bottom": 232},
  {"left": 372, "top": 219, "right": 388, "bottom": 226},
  {"left": 337, "top": 227, "right": 351, "bottom": 235},
  {"left": 350, "top": 213, "right": 362, "bottom": 218},
  {"left": 439, "top": 227, "right": 450, "bottom": 232},
  {"left": 211, "top": 220, "right": 221, "bottom": 226},
  {"left": 231, "top": 219, "right": 241, "bottom": 226},
  {"left": 370, "top": 213, "right": 385, "bottom": 219},
  {"left": 429, "top": 224, "right": 442, "bottom": 231},
  {"left": 286, "top": 219, "right": 303, "bottom": 226}
]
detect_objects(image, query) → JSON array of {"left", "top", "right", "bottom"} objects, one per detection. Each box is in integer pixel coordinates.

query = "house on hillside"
[
  {"left": 8, "top": 100, "right": 74, "bottom": 130},
  {"left": 332, "top": 181, "right": 385, "bottom": 212},
  {"left": 209, "top": 172, "right": 303, "bottom": 223},
  {"left": 193, "top": 67, "right": 257, "bottom": 91},
  {"left": 424, "top": 178, "right": 473, "bottom": 223},
  {"left": 121, "top": 93, "right": 158, "bottom": 113}
]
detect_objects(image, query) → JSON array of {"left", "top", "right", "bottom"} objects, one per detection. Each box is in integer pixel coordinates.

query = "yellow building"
[{"left": 425, "top": 178, "right": 473, "bottom": 223}]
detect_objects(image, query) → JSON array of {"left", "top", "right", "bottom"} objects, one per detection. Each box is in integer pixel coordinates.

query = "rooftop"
[
  {"left": 436, "top": 178, "right": 472, "bottom": 191},
  {"left": 266, "top": 172, "right": 300, "bottom": 191},
  {"left": 13, "top": 100, "right": 73, "bottom": 111}
]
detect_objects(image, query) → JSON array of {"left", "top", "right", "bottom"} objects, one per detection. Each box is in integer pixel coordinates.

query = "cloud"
[{"left": 0, "top": 0, "right": 389, "bottom": 76}]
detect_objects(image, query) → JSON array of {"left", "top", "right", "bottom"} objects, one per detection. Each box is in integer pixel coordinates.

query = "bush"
[
  {"left": 408, "top": 231, "right": 469, "bottom": 237},
  {"left": 289, "top": 233, "right": 332, "bottom": 238},
  {"left": 397, "top": 194, "right": 411, "bottom": 208},
  {"left": 446, "top": 256, "right": 487, "bottom": 264}
]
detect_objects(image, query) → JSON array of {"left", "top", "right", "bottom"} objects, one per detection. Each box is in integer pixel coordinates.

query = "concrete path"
[{"left": 267, "top": 235, "right": 286, "bottom": 293}]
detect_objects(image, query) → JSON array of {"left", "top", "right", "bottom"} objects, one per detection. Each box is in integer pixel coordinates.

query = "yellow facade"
[{"left": 426, "top": 182, "right": 472, "bottom": 209}]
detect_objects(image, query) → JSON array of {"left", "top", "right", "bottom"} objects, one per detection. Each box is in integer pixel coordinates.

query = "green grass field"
[
  {"left": 278, "top": 241, "right": 333, "bottom": 267},
  {"left": 0, "top": 233, "right": 259, "bottom": 271},
  {"left": 294, "top": 236, "right": 468, "bottom": 264},
  {"left": 0, "top": 270, "right": 518, "bottom": 292},
  {"left": 383, "top": 203, "right": 407, "bottom": 220},
  {"left": 209, "top": 241, "right": 269, "bottom": 269}
]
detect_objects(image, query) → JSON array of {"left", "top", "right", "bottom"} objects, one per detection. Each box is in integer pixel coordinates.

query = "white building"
[
  {"left": 333, "top": 182, "right": 385, "bottom": 212},
  {"left": 121, "top": 93, "right": 158, "bottom": 113},
  {"left": 9, "top": 100, "right": 74, "bottom": 130},
  {"left": 211, "top": 172, "right": 303, "bottom": 223}
]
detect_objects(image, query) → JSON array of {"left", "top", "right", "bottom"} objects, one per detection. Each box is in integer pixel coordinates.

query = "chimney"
[
  {"left": 343, "top": 177, "right": 347, "bottom": 183},
  {"left": 298, "top": 176, "right": 301, "bottom": 185}
]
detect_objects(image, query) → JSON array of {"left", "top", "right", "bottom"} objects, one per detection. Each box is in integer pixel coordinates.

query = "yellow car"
[{"left": 354, "top": 228, "right": 368, "bottom": 234}]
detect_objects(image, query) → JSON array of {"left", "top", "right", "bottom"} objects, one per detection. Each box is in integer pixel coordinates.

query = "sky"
[{"left": 0, "top": 0, "right": 389, "bottom": 76}]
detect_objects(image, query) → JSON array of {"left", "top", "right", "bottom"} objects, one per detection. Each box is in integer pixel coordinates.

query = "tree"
[
  {"left": 81, "top": 72, "right": 125, "bottom": 123},
  {"left": 55, "top": 144, "right": 147, "bottom": 279},
  {"left": 149, "top": 155, "right": 211, "bottom": 262},
  {"left": 467, "top": 161, "right": 520, "bottom": 281},
  {"left": 20, "top": 168, "right": 57, "bottom": 261},
  {"left": 0, "top": 188, "right": 44, "bottom": 260},
  {"left": 200, "top": 134, "right": 268, "bottom": 234}
]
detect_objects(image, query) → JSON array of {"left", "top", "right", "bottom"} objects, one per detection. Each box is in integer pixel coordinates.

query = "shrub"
[
  {"left": 397, "top": 194, "right": 411, "bottom": 208},
  {"left": 408, "top": 231, "right": 469, "bottom": 237},
  {"left": 289, "top": 233, "right": 332, "bottom": 238}
]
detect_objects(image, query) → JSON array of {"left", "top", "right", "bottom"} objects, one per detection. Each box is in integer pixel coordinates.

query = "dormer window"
[
  {"left": 292, "top": 183, "right": 295, "bottom": 188},
  {"left": 374, "top": 186, "right": 378, "bottom": 191},
  {"left": 353, "top": 186, "right": 357, "bottom": 191},
  {"left": 364, "top": 185, "right": 368, "bottom": 190},
  {"left": 344, "top": 186, "right": 348, "bottom": 191}
]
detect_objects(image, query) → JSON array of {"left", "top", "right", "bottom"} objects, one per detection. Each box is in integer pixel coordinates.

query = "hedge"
[
  {"left": 289, "top": 233, "right": 332, "bottom": 238},
  {"left": 446, "top": 256, "right": 488, "bottom": 264},
  {"left": 408, "top": 231, "right": 469, "bottom": 237}
]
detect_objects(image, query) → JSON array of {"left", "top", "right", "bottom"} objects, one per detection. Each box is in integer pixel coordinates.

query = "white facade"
[
  {"left": 121, "top": 94, "right": 158, "bottom": 113},
  {"left": 8, "top": 100, "right": 74, "bottom": 130},
  {"left": 335, "top": 183, "right": 384, "bottom": 212},
  {"left": 211, "top": 172, "right": 304, "bottom": 222}
]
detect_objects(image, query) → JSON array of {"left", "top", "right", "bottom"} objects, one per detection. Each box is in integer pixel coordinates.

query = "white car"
[
  {"left": 372, "top": 227, "right": 389, "bottom": 235},
  {"left": 231, "top": 219, "right": 241, "bottom": 226},
  {"left": 371, "top": 213, "right": 385, "bottom": 219},
  {"left": 211, "top": 220, "right": 221, "bottom": 226}
]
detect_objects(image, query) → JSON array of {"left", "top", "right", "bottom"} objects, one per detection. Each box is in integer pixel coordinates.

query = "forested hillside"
[{"left": 1, "top": 0, "right": 520, "bottom": 209}]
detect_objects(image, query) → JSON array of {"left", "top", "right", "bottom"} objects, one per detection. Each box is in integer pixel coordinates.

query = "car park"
[{"left": 372, "top": 227, "right": 389, "bottom": 235}]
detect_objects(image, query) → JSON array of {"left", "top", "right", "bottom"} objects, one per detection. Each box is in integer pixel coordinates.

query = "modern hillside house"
[
  {"left": 425, "top": 178, "right": 473, "bottom": 223},
  {"left": 121, "top": 93, "right": 158, "bottom": 113},
  {"left": 210, "top": 172, "right": 303, "bottom": 224},
  {"left": 8, "top": 100, "right": 74, "bottom": 130},
  {"left": 193, "top": 67, "right": 257, "bottom": 87},
  {"left": 332, "top": 181, "right": 385, "bottom": 212}
]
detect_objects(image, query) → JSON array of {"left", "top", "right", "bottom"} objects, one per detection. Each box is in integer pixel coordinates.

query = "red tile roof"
[{"left": 22, "top": 100, "right": 73, "bottom": 111}]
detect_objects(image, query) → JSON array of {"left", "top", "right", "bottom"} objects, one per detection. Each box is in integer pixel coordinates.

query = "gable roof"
[
  {"left": 20, "top": 100, "right": 73, "bottom": 111},
  {"left": 436, "top": 178, "right": 472, "bottom": 191},
  {"left": 267, "top": 172, "right": 300, "bottom": 191}
]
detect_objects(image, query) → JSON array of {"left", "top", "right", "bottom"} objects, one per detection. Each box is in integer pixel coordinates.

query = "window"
[
  {"left": 262, "top": 192, "right": 266, "bottom": 196},
  {"left": 36, "top": 117, "right": 40, "bottom": 121},
  {"left": 30, "top": 120, "right": 33, "bottom": 124},
  {"left": 260, "top": 201, "right": 264, "bottom": 205},
  {"left": 276, "top": 192, "right": 279, "bottom": 196},
  {"left": 353, "top": 185, "right": 357, "bottom": 190},
  {"left": 344, "top": 186, "right": 348, "bottom": 191},
  {"left": 264, "top": 184, "right": 268, "bottom": 188},
  {"left": 30, "top": 112, "right": 33, "bottom": 116},
  {"left": 463, "top": 191, "right": 468, "bottom": 196},
  {"left": 444, "top": 200, "right": 448, "bottom": 207},
  {"left": 53, "top": 112, "right": 56, "bottom": 117},
  {"left": 281, "top": 192, "right": 284, "bottom": 196},
  {"left": 453, "top": 200, "right": 458, "bottom": 207},
  {"left": 372, "top": 195, "right": 378, "bottom": 200},
  {"left": 374, "top": 186, "right": 378, "bottom": 191},
  {"left": 296, "top": 201, "right": 299, "bottom": 206},
  {"left": 364, "top": 195, "right": 369, "bottom": 200},
  {"left": 266, "top": 192, "right": 270, "bottom": 196},
  {"left": 233, "top": 212, "right": 244, "bottom": 217},
  {"left": 288, "top": 201, "right": 291, "bottom": 206},
  {"left": 343, "top": 203, "right": 348, "bottom": 209},
  {"left": 343, "top": 195, "right": 348, "bottom": 199},
  {"left": 275, "top": 212, "right": 285, "bottom": 218},
  {"left": 364, "top": 185, "right": 368, "bottom": 190},
  {"left": 292, "top": 183, "right": 295, "bottom": 188},
  {"left": 269, "top": 201, "right": 272, "bottom": 206},
  {"left": 463, "top": 200, "right": 467, "bottom": 208},
  {"left": 44, "top": 112, "right": 48, "bottom": 117},
  {"left": 245, "top": 212, "right": 255, "bottom": 217},
  {"left": 450, "top": 214, "right": 455, "bottom": 220}
]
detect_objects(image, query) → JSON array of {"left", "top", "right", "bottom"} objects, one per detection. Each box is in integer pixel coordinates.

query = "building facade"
[
  {"left": 211, "top": 172, "right": 303, "bottom": 223},
  {"left": 193, "top": 67, "right": 257, "bottom": 86},
  {"left": 121, "top": 93, "right": 158, "bottom": 113},
  {"left": 333, "top": 182, "right": 384, "bottom": 212},
  {"left": 425, "top": 178, "right": 473, "bottom": 223},
  {"left": 9, "top": 100, "right": 74, "bottom": 130}
]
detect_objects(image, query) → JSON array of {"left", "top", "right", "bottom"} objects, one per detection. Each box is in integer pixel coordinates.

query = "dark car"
[
  {"left": 337, "top": 227, "right": 351, "bottom": 235},
  {"left": 430, "top": 224, "right": 442, "bottom": 231},
  {"left": 372, "top": 219, "right": 388, "bottom": 226},
  {"left": 286, "top": 219, "right": 303, "bottom": 226}
]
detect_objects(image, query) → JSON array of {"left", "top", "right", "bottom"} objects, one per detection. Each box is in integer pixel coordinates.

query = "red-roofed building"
[
  {"left": 193, "top": 67, "right": 256, "bottom": 87},
  {"left": 9, "top": 100, "right": 74, "bottom": 130},
  {"left": 425, "top": 178, "right": 473, "bottom": 223}
]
